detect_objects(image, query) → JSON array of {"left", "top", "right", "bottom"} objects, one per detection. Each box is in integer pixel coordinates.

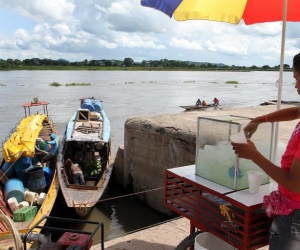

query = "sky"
[{"left": 0, "top": 0, "right": 300, "bottom": 67}]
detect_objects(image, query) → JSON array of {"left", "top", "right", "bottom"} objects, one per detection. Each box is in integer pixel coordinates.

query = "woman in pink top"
[{"left": 232, "top": 52, "right": 300, "bottom": 249}]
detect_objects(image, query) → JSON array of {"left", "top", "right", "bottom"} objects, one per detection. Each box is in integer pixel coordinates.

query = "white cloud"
[
  {"left": 0, "top": 0, "right": 298, "bottom": 66},
  {"left": 0, "top": 0, "right": 75, "bottom": 22},
  {"left": 170, "top": 38, "right": 203, "bottom": 51}
]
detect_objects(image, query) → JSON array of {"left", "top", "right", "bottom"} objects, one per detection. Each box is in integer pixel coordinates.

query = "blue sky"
[{"left": 0, "top": 0, "right": 299, "bottom": 67}]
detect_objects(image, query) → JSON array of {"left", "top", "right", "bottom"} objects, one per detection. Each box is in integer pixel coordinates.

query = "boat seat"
[{"left": 82, "top": 122, "right": 92, "bottom": 127}]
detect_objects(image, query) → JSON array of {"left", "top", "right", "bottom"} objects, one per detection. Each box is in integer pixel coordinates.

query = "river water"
[{"left": 0, "top": 70, "right": 297, "bottom": 242}]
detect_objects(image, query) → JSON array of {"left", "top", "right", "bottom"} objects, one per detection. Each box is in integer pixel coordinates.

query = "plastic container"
[
  {"left": 2, "top": 156, "right": 31, "bottom": 178},
  {"left": 80, "top": 99, "right": 94, "bottom": 112},
  {"left": 7, "top": 197, "right": 19, "bottom": 213},
  {"left": 13, "top": 206, "right": 37, "bottom": 222},
  {"left": 195, "top": 232, "right": 236, "bottom": 250},
  {"left": 43, "top": 167, "right": 52, "bottom": 187},
  {"left": 26, "top": 167, "right": 46, "bottom": 193},
  {"left": 92, "top": 99, "right": 103, "bottom": 112},
  {"left": 196, "top": 115, "right": 271, "bottom": 190},
  {"left": 4, "top": 178, "right": 25, "bottom": 203},
  {"left": 57, "top": 232, "right": 93, "bottom": 250}
]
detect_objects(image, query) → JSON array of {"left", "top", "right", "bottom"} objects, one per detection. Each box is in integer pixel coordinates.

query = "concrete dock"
[{"left": 90, "top": 217, "right": 269, "bottom": 249}]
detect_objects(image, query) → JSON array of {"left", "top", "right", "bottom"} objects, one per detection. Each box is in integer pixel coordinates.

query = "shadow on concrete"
[{"left": 104, "top": 239, "right": 175, "bottom": 250}]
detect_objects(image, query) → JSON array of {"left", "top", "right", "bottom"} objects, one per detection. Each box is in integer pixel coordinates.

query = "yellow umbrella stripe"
[{"left": 174, "top": 0, "right": 248, "bottom": 24}]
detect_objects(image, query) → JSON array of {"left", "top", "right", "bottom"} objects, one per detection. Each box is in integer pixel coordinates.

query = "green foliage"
[
  {"left": 225, "top": 80, "right": 239, "bottom": 84},
  {"left": 0, "top": 57, "right": 293, "bottom": 72},
  {"left": 49, "top": 82, "right": 62, "bottom": 87},
  {"left": 65, "top": 83, "right": 91, "bottom": 86},
  {"left": 0, "top": 83, "right": 6, "bottom": 86},
  {"left": 82, "top": 161, "right": 102, "bottom": 177},
  {"left": 49, "top": 82, "right": 91, "bottom": 86}
]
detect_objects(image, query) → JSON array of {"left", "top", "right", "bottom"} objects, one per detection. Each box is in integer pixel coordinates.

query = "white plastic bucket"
[
  {"left": 195, "top": 232, "right": 236, "bottom": 250},
  {"left": 7, "top": 197, "right": 19, "bottom": 213}
]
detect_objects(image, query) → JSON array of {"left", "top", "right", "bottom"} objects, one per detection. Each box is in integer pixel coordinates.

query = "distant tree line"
[{"left": 0, "top": 57, "right": 292, "bottom": 70}]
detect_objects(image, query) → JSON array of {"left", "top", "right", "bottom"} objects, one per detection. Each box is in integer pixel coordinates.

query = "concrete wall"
[{"left": 123, "top": 113, "right": 198, "bottom": 216}]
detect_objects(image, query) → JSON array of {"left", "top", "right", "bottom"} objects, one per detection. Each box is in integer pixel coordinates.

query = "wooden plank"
[{"left": 0, "top": 170, "right": 8, "bottom": 185}]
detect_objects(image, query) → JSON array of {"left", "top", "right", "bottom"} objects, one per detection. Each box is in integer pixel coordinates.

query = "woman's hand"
[
  {"left": 231, "top": 139, "right": 259, "bottom": 160},
  {"left": 243, "top": 122, "right": 259, "bottom": 138}
]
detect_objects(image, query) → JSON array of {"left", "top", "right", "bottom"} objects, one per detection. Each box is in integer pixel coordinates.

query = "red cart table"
[{"left": 164, "top": 165, "right": 276, "bottom": 250}]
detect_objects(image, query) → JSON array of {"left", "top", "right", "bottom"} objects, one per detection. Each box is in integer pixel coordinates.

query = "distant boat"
[
  {"left": 0, "top": 100, "right": 59, "bottom": 248},
  {"left": 58, "top": 98, "right": 113, "bottom": 217},
  {"left": 180, "top": 104, "right": 219, "bottom": 111}
]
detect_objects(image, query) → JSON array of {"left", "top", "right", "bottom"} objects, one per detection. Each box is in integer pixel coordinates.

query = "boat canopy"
[{"left": 3, "top": 114, "right": 46, "bottom": 162}]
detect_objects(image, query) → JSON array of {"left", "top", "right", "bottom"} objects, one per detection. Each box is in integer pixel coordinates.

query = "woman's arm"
[
  {"left": 232, "top": 140, "right": 300, "bottom": 193},
  {"left": 244, "top": 107, "right": 300, "bottom": 138},
  {"left": 252, "top": 107, "right": 300, "bottom": 123}
]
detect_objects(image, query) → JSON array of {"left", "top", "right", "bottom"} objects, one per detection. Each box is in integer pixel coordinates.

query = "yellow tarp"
[{"left": 3, "top": 114, "right": 47, "bottom": 162}]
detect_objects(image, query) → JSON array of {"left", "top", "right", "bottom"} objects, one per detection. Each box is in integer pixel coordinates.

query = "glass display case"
[{"left": 196, "top": 115, "right": 273, "bottom": 190}]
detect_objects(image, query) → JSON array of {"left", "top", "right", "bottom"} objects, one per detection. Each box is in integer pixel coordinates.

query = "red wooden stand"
[{"left": 164, "top": 165, "right": 273, "bottom": 250}]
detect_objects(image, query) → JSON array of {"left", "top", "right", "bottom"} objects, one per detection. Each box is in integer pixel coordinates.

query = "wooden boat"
[
  {"left": 180, "top": 103, "right": 218, "bottom": 111},
  {"left": 0, "top": 100, "right": 59, "bottom": 247},
  {"left": 58, "top": 98, "right": 113, "bottom": 217}
]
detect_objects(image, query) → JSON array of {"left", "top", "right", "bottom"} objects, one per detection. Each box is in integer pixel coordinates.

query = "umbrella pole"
[{"left": 273, "top": 0, "right": 288, "bottom": 163}]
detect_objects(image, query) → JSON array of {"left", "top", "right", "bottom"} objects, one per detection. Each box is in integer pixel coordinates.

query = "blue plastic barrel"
[
  {"left": 43, "top": 167, "right": 52, "bottom": 187},
  {"left": 92, "top": 99, "right": 103, "bottom": 112},
  {"left": 81, "top": 99, "right": 95, "bottom": 112},
  {"left": 26, "top": 167, "right": 46, "bottom": 193},
  {"left": 2, "top": 156, "right": 31, "bottom": 178},
  {"left": 4, "top": 178, "right": 25, "bottom": 203}
]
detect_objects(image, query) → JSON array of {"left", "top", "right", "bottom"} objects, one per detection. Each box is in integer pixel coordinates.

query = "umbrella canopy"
[
  {"left": 141, "top": 0, "right": 300, "bottom": 162},
  {"left": 141, "top": 0, "right": 299, "bottom": 24}
]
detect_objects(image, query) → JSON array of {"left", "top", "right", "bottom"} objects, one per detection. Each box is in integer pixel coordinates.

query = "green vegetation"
[
  {"left": 0, "top": 57, "right": 293, "bottom": 72},
  {"left": 65, "top": 83, "right": 91, "bottom": 86},
  {"left": 225, "top": 80, "right": 240, "bottom": 84},
  {"left": 0, "top": 83, "right": 6, "bottom": 86},
  {"left": 49, "top": 82, "right": 91, "bottom": 86},
  {"left": 49, "top": 82, "right": 62, "bottom": 87}
]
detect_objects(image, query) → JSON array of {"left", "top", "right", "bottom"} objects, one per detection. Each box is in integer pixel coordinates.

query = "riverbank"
[
  {"left": 0, "top": 65, "right": 291, "bottom": 72},
  {"left": 98, "top": 103, "right": 298, "bottom": 249}
]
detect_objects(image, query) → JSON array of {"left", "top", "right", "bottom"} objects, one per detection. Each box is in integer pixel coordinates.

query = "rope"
[
  {"left": 220, "top": 204, "right": 234, "bottom": 221},
  {"left": 0, "top": 214, "right": 23, "bottom": 250},
  {"left": 65, "top": 186, "right": 165, "bottom": 206}
]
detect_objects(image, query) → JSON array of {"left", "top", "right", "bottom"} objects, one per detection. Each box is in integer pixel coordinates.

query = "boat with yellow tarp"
[{"left": 0, "top": 100, "right": 59, "bottom": 249}]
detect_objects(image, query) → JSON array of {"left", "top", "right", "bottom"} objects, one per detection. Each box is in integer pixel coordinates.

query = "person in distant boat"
[
  {"left": 201, "top": 100, "right": 207, "bottom": 106},
  {"left": 63, "top": 159, "right": 85, "bottom": 185},
  {"left": 213, "top": 98, "right": 219, "bottom": 106},
  {"left": 195, "top": 99, "right": 201, "bottom": 106},
  {"left": 41, "top": 133, "right": 58, "bottom": 163}
]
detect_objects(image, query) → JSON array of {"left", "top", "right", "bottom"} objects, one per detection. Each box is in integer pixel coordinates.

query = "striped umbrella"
[{"left": 141, "top": 0, "right": 300, "bottom": 161}]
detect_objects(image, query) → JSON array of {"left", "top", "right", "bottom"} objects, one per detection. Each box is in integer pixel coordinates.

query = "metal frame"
[{"left": 23, "top": 215, "right": 104, "bottom": 250}]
